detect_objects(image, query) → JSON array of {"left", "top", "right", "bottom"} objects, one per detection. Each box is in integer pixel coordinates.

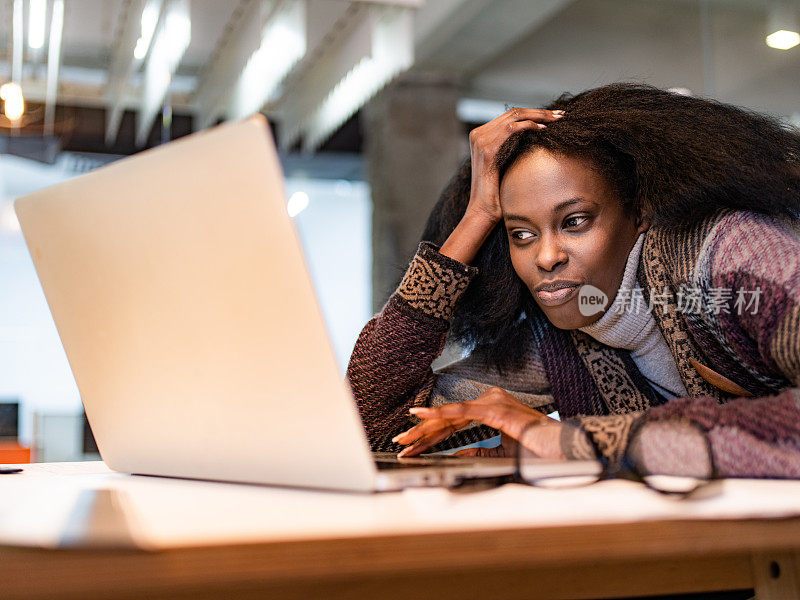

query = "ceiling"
[
  {"left": 0, "top": 0, "right": 797, "bottom": 153},
  {"left": 469, "top": 0, "right": 800, "bottom": 117}
]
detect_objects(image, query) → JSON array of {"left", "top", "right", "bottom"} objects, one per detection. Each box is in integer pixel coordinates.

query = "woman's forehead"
[{"left": 500, "top": 149, "right": 614, "bottom": 212}]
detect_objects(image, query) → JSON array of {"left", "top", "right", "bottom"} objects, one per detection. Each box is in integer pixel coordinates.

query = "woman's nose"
[{"left": 536, "top": 234, "right": 568, "bottom": 271}]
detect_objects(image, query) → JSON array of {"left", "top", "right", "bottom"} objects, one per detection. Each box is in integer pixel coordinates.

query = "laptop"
[{"left": 14, "top": 116, "right": 600, "bottom": 492}]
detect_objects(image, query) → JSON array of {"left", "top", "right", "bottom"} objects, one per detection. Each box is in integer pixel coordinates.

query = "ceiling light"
[
  {"left": 766, "top": 1, "right": 799, "bottom": 50},
  {"left": 0, "top": 82, "right": 25, "bottom": 121},
  {"left": 0, "top": 82, "right": 19, "bottom": 99},
  {"left": 28, "top": 0, "right": 47, "bottom": 50},
  {"left": 766, "top": 30, "right": 800, "bottom": 49}
]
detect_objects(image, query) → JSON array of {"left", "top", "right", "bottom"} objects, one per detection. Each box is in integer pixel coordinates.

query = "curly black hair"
[{"left": 420, "top": 82, "right": 800, "bottom": 374}]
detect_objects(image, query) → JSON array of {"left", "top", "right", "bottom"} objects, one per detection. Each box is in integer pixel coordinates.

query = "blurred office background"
[{"left": 0, "top": 0, "right": 798, "bottom": 461}]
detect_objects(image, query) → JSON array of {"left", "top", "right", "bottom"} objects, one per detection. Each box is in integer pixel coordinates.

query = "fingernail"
[
  {"left": 552, "top": 114, "right": 563, "bottom": 118},
  {"left": 391, "top": 433, "right": 403, "bottom": 443},
  {"left": 538, "top": 124, "right": 547, "bottom": 129},
  {"left": 398, "top": 447, "right": 411, "bottom": 458},
  {"left": 552, "top": 110, "right": 565, "bottom": 115},
  {"left": 409, "top": 407, "right": 428, "bottom": 414}
]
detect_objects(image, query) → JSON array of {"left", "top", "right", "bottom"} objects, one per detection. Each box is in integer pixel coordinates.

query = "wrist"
[
  {"left": 520, "top": 421, "right": 565, "bottom": 460},
  {"left": 462, "top": 207, "right": 501, "bottom": 231},
  {"left": 440, "top": 210, "right": 500, "bottom": 265},
  {"left": 537, "top": 422, "right": 566, "bottom": 459}
]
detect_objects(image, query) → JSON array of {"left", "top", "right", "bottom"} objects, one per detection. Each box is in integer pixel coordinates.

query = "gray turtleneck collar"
[{"left": 578, "top": 233, "right": 688, "bottom": 400}]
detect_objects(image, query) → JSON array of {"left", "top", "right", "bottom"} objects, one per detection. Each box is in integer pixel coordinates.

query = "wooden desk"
[
  {"left": 2, "top": 463, "right": 799, "bottom": 600},
  {"left": 4, "top": 518, "right": 800, "bottom": 599}
]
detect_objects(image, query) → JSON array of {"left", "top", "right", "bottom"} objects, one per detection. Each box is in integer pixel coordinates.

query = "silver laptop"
[{"left": 14, "top": 116, "right": 599, "bottom": 492}]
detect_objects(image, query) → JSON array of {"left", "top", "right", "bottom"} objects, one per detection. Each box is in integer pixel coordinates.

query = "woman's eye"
[
  {"left": 564, "top": 215, "right": 589, "bottom": 229},
  {"left": 512, "top": 230, "right": 534, "bottom": 241}
]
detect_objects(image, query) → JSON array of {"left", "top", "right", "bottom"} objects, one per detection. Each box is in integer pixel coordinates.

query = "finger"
[
  {"left": 393, "top": 417, "right": 447, "bottom": 444},
  {"left": 486, "top": 120, "right": 547, "bottom": 149},
  {"left": 398, "top": 442, "right": 427, "bottom": 458},
  {"left": 393, "top": 419, "right": 446, "bottom": 445},
  {"left": 405, "top": 421, "right": 460, "bottom": 450},
  {"left": 398, "top": 425, "right": 463, "bottom": 457},
  {"left": 393, "top": 417, "right": 470, "bottom": 445},
  {"left": 410, "top": 404, "right": 469, "bottom": 420},
  {"left": 505, "top": 119, "right": 547, "bottom": 133},
  {"left": 411, "top": 402, "right": 497, "bottom": 427},
  {"left": 504, "top": 107, "right": 564, "bottom": 123},
  {"left": 412, "top": 402, "right": 546, "bottom": 441}
]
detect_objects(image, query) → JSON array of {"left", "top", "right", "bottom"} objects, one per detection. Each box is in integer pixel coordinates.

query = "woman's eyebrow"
[
  {"left": 552, "top": 197, "right": 598, "bottom": 212},
  {"left": 504, "top": 197, "right": 598, "bottom": 223}
]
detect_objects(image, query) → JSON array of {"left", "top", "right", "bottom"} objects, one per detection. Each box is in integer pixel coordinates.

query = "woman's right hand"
[
  {"left": 439, "top": 107, "right": 563, "bottom": 265},
  {"left": 465, "top": 107, "right": 564, "bottom": 225}
]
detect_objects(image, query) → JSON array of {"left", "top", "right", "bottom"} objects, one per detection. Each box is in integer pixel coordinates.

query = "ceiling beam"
[
  {"left": 18, "top": 77, "right": 194, "bottom": 111},
  {"left": 104, "top": 0, "right": 149, "bottom": 145},
  {"left": 227, "top": 0, "right": 308, "bottom": 122},
  {"left": 275, "top": 2, "right": 418, "bottom": 152},
  {"left": 302, "top": 4, "right": 414, "bottom": 151},
  {"left": 275, "top": 2, "right": 370, "bottom": 150},
  {"left": 191, "top": 0, "right": 268, "bottom": 131},
  {"left": 12, "top": 0, "right": 23, "bottom": 84},
  {"left": 43, "top": 0, "right": 64, "bottom": 135},
  {"left": 135, "top": 0, "right": 191, "bottom": 147},
  {"left": 193, "top": 0, "right": 368, "bottom": 145}
]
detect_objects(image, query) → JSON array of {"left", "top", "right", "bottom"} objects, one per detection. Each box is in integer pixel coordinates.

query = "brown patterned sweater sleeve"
[
  {"left": 346, "top": 241, "right": 478, "bottom": 450},
  {"left": 560, "top": 413, "right": 645, "bottom": 462},
  {"left": 347, "top": 241, "right": 554, "bottom": 452}
]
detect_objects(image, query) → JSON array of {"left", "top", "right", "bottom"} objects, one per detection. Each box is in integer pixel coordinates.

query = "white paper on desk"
[{"left": 2, "top": 462, "right": 800, "bottom": 550}]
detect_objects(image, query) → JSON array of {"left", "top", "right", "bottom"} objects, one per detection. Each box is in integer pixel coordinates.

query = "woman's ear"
[{"left": 634, "top": 211, "right": 651, "bottom": 234}]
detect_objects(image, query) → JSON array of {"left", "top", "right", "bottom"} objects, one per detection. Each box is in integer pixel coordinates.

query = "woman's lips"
[{"left": 536, "top": 285, "right": 580, "bottom": 307}]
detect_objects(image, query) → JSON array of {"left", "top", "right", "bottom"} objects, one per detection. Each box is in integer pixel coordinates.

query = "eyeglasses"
[{"left": 452, "top": 421, "right": 721, "bottom": 499}]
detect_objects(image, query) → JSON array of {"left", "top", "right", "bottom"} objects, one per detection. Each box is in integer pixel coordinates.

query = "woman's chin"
[{"left": 537, "top": 302, "right": 596, "bottom": 330}]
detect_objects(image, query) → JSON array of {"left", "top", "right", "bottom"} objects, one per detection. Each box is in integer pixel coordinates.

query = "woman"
[{"left": 346, "top": 83, "right": 800, "bottom": 478}]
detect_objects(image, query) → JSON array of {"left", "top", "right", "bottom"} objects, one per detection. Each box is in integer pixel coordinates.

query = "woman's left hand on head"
[{"left": 392, "top": 387, "right": 565, "bottom": 459}]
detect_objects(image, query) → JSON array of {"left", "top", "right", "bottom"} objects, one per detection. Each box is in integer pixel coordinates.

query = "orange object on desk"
[{"left": 0, "top": 441, "right": 31, "bottom": 464}]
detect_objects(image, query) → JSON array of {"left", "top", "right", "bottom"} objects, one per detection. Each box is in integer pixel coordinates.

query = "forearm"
[
  {"left": 346, "top": 241, "right": 478, "bottom": 448},
  {"left": 346, "top": 301, "right": 447, "bottom": 447},
  {"left": 439, "top": 210, "right": 498, "bottom": 265},
  {"left": 561, "top": 389, "right": 800, "bottom": 478},
  {"left": 641, "top": 390, "right": 800, "bottom": 477}
]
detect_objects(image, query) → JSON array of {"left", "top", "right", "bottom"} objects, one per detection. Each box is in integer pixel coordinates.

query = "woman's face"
[{"left": 499, "top": 148, "right": 649, "bottom": 330}]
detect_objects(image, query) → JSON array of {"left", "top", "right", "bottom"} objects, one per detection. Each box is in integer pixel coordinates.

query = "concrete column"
[{"left": 364, "top": 74, "right": 468, "bottom": 313}]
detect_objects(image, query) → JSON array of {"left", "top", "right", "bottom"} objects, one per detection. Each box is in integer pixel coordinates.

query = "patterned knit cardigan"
[{"left": 346, "top": 209, "right": 800, "bottom": 477}]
